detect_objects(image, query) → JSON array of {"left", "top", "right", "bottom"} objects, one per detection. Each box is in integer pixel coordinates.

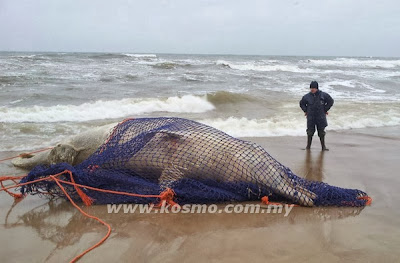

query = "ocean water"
[{"left": 0, "top": 52, "right": 399, "bottom": 151}]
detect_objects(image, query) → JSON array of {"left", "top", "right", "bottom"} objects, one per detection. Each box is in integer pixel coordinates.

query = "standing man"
[{"left": 300, "top": 81, "right": 334, "bottom": 151}]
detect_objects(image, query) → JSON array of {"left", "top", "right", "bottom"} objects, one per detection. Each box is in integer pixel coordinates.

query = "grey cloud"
[{"left": 0, "top": 0, "right": 399, "bottom": 56}]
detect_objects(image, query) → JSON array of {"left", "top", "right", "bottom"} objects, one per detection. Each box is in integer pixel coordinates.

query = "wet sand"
[{"left": 1, "top": 127, "right": 400, "bottom": 262}]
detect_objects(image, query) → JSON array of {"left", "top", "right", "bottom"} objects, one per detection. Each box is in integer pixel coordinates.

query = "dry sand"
[{"left": 1, "top": 127, "right": 400, "bottom": 263}]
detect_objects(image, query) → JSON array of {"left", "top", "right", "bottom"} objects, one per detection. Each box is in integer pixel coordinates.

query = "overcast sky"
[{"left": 0, "top": 0, "right": 399, "bottom": 57}]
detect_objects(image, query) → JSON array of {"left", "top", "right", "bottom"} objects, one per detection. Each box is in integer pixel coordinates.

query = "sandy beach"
[
  {"left": 1, "top": 126, "right": 399, "bottom": 262},
  {"left": 1, "top": 0, "right": 400, "bottom": 261}
]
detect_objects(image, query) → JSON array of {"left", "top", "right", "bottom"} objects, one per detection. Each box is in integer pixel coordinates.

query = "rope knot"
[
  {"left": 156, "top": 188, "right": 178, "bottom": 207},
  {"left": 261, "top": 196, "right": 270, "bottom": 205},
  {"left": 357, "top": 196, "right": 372, "bottom": 206}
]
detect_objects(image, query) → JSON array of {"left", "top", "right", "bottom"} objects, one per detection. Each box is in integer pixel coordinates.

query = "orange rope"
[
  {"left": 0, "top": 172, "right": 175, "bottom": 202},
  {"left": 0, "top": 171, "right": 373, "bottom": 262},
  {"left": 55, "top": 178, "right": 167, "bottom": 199},
  {"left": 106, "top": 118, "right": 134, "bottom": 143},
  {"left": 0, "top": 169, "right": 176, "bottom": 262},
  {"left": 0, "top": 181, "right": 24, "bottom": 199},
  {"left": 261, "top": 196, "right": 300, "bottom": 207},
  {"left": 0, "top": 173, "right": 62, "bottom": 192},
  {"left": 0, "top": 175, "right": 28, "bottom": 199},
  {"left": 50, "top": 175, "right": 111, "bottom": 263},
  {"left": 0, "top": 175, "right": 27, "bottom": 181},
  {"left": 357, "top": 195, "right": 373, "bottom": 206},
  {"left": 68, "top": 171, "right": 94, "bottom": 206},
  {"left": 0, "top": 147, "right": 53, "bottom": 163}
]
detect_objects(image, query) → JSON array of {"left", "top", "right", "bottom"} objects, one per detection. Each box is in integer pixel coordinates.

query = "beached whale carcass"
[{"left": 13, "top": 118, "right": 316, "bottom": 206}]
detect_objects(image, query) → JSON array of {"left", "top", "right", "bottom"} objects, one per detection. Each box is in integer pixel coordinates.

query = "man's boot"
[
  {"left": 320, "top": 135, "right": 329, "bottom": 151},
  {"left": 305, "top": 135, "right": 312, "bottom": 150}
]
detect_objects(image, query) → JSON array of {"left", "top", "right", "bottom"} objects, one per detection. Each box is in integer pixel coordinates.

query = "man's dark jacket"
[{"left": 299, "top": 90, "right": 334, "bottom": 129}]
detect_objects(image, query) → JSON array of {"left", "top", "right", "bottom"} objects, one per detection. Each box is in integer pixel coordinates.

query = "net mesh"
[{"left": 20, "top": 117, "right": 369, "bottom": 206}]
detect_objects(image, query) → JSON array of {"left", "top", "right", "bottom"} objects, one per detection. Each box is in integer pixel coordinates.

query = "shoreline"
[{"left": 0, "top": 126, "right": 399, "bottom": 262}]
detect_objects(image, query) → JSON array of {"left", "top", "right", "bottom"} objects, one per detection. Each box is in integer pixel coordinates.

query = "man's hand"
[
  {"left": 304, "top": 112, "right": 307, "bottom": 116},
  {"left": 325, "top": 112, "right": 329, "bottom": 115}
]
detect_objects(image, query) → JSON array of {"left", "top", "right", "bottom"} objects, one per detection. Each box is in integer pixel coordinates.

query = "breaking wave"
[
  {"left": 0, "top": 95, "right": 215, "bottom": 123},
  {"left": 216, "top": 60, "right": 312, "bottom": 73},
  {"left": 307, "top": 58, "right": 400, "bottom": 68},
  {"left": 123, "top": 53, "right": 157, "bottom": 58},
  {"left": 200, "top": 112, "right": 400, "bottom": 138}
]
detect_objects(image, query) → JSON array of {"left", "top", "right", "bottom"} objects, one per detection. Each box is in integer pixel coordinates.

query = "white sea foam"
[
  {"left": 200, "top": 111, "right": 400, "bottom": 138},
  {"left": 0, "top": 95, "right": 215, "bottom": 123},
  {"left": 308, "top": 58, "right": 400, "bottom": 68},
  {"left": 123, "top": 54, "right": 157, "bottom": 58},
  {"left": 216, "top": 60, "right": 311, "bottom": 73},
  {"left": 324, "top": 80, "right": 387, "bottom": 94},
  {"left": 9, "top": 99, "right": 24, "bottom": 105},
  {"left": 2, "top": 107, "right": 399, "bottom": 151},
  {"left": 279, "top": 80, "right": 396, "bottom": 102},
  {"left": 3, "top": 112, "right": 399, "bottom": 151},
  {"left": 13, "top": 54, "right": 37, "bottom": 59},
  {"left": 200, "top": 117, "right": 305, "bottom": 137}
]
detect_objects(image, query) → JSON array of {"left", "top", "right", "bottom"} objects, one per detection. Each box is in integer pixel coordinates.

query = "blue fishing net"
[{"left": 20, "top": 117, "right": 370, "bottom": 206}]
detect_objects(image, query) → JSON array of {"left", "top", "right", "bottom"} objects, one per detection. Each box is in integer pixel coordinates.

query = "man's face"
[{"left": 310, "top": 88, "right": 318, "bottom": 94}]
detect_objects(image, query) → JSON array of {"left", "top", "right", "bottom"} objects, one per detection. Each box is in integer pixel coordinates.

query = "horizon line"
[{"left": 0, "top": 50, "right": 399, "bottom": 59}]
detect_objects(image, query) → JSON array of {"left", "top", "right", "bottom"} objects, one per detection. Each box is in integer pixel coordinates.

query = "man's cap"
[{"left": 310, "top": 81, "right": 319, "bottom": 89}]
